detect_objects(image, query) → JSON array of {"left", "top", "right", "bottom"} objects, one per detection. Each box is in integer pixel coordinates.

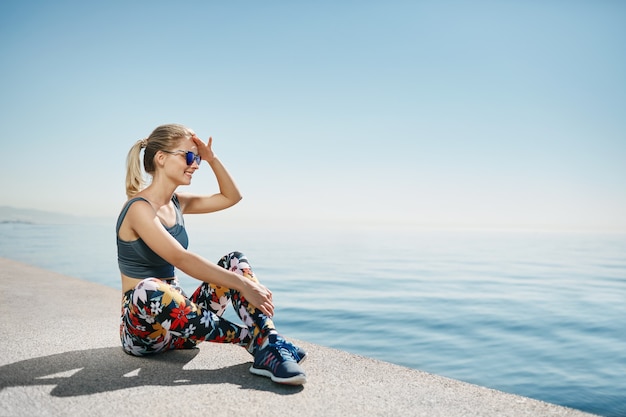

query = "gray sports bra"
[{"left": 116, "top": 195, "right": 188, "bottom": 278}]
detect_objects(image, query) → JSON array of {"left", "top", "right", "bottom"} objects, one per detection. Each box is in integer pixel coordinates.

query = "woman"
[{"left": 117, "top": 123, "right": 306, "bottom": 385}]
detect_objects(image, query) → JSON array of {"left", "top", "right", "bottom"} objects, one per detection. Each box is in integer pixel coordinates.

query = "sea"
[{"left": 0, "top": 218, "right": 624, "bottom": 417}]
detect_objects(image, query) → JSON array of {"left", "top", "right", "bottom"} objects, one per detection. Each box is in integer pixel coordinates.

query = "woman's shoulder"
[
  {"left": 122, "top": 196, "right": 151, "bottom": 211},
  {"left": 117, "top": 197, "right": 152, "bottom": 222}
]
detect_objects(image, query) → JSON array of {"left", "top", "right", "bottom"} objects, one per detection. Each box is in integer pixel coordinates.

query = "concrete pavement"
[{"left": 0, "top": 258, "right": 597, "bottom": 417}]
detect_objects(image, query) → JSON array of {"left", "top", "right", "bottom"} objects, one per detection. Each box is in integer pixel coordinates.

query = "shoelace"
[
  {"left": 282, "top": 341, "right": 302, "bottom": 362},
  {"left": 272, "top": 335, "right": 301, "bottom": 362},
  {"left": 275, "top": 341, "right": 297, "bottom": 362}
]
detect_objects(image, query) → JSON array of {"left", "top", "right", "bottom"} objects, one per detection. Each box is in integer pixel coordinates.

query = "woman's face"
[{"left": 163, "top": 136, "right": 200, "bottom": 185}]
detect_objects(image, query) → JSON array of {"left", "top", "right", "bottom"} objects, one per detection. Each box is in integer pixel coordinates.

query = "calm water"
[{"left": 1, "top": 221, "right": 624, "bottom": 417}]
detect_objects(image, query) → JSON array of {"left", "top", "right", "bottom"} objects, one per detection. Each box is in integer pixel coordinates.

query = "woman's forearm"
[
  {"left": 174, "top": 250, "right": 274, "bottom": 317},
  {"left": 177, "top": 251, "right": 246, "bottom": 291},
  {"left": 208, "top": 157, "right": 243, "bottom": 203}
]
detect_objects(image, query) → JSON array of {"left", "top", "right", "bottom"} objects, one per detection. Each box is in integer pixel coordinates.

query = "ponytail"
[
  {"left": 124, "top": 124, "right": 192, "bottom": 199},
  {"left": 125, "top": 139, "right": 147, "bottom": 198}
]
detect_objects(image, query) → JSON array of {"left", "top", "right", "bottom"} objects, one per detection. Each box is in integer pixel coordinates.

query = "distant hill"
[{"left": 0, "top": 206, "right": 110, "bottom": 225}]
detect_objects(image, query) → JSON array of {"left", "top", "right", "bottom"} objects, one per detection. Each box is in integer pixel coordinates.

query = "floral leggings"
[{"left": 120, "top": 251, "right": 275, "bottom": 356}]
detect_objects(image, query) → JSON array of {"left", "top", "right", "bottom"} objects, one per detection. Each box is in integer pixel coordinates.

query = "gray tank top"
[{"left": 116, "top": 195, "right": 188, "bottom": 278}]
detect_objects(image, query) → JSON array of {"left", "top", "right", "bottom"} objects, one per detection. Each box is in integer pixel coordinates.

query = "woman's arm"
[
  {"left": 126, "top": 201, "right": 274, "bottom": 316},
  {"left": 178, "top": 135, "right": 243, "bottom": 214}
]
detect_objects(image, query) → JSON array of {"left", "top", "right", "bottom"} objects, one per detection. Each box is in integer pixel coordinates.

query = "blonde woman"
[{"left": 116, "top": 123, "right": 306, "bottom": 385}]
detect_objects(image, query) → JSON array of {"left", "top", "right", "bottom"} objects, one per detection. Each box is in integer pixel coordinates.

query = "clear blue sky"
[{"left": 1, "top": 1, "right": 625, "bottom": 232}]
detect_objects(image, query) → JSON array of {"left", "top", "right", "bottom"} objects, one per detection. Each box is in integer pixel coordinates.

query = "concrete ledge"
[{"left": 0, "top": 258, "right": 596, "bottom": 417}]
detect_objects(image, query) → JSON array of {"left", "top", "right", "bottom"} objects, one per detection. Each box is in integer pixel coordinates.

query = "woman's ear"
[{"left": 155, "top": 150, "right": 168, "bottom": 168}]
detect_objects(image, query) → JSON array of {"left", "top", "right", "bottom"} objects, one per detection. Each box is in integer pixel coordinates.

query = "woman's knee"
[{"left": 218, "top": 251, "right": 249, "bottom": 270}]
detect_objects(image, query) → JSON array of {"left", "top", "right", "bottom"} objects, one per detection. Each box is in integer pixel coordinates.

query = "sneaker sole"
[{"left": 249, "top": 366, "right": 307, "bottom": 385}]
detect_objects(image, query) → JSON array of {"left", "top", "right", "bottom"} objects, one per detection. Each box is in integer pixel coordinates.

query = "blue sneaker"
[
  {"left": 276, "top": 335, "right": 307, "bottom": 364},
  {"left": 250, "top": 334, "right": 307, "bottom": 385}
]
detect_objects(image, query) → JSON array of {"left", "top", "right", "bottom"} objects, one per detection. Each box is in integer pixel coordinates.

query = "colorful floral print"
[{"left": 120, "top": 251, "right": 275, "bottom": 356}]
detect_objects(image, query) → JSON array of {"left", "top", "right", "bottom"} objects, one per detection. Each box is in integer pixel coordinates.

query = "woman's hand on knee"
[{"left": 241, "top": 280, "right": 274, "bottom": 317}]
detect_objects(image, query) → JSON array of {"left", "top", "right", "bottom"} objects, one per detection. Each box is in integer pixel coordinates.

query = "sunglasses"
[{"left": 163, "top": 150, "right": 202, "bottom": 166}]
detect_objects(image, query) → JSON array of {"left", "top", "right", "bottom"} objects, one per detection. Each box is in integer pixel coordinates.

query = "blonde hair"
[{"left": 125, "top": 124, "right": 192, "bottom": 198}]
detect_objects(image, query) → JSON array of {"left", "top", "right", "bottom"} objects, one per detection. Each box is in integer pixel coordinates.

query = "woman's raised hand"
[{"left": 192, "top": 134, "right": 216, "bottom": 163}]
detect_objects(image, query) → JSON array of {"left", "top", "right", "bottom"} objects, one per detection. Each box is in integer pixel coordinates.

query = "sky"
[{"left": 1, "top": 0, "right": 625, "bottom": 232}]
